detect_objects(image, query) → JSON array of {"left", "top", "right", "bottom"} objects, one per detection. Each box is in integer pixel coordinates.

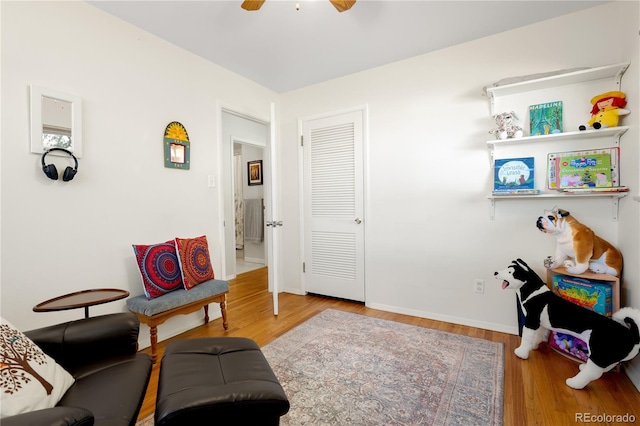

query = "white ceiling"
[{"left": 87, "top": 0, "right": 606, "bottom": 93}]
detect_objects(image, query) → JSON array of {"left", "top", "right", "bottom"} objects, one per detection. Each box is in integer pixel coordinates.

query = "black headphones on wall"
[{"left": 41, "top": 148, "right": 78, "bottom": 182}]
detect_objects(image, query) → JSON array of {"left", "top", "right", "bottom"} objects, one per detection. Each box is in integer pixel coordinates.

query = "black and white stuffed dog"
[{"left": 494, "top": 258, "right": 640, "bottom": 389}]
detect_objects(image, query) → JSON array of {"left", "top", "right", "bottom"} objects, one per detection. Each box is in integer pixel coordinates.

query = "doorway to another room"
[
  {"left": 221, "top": 105, "right": 282, "bottom": 316},
  {"left": 233, "top": 141, "right": 266, "bottom": 275},
  {"left": 222, "top": 109, "right": 270, "bottom": 280}
]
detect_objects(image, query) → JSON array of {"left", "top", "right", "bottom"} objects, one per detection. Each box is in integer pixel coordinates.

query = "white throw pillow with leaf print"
[{"left": 0, "top": 317, "right": 75, "bottom": 418}]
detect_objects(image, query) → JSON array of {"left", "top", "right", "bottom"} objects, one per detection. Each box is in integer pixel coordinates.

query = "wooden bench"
[{"left": 126, "top": 279, "right": 229, "bottom": 363}]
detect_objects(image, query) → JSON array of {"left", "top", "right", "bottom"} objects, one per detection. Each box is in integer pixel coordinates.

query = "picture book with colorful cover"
[
  {"left": 547, "top": 147, "right": 619, "bottom": 190},
  {"left": 493, "top": 157, "right": 535, "bottom": 193},
  {"left": 551, "top": 275, "right": 612, "bottom": 316},
  {"left": 529, "top": 101, "right": 563, "bottom": 136}
]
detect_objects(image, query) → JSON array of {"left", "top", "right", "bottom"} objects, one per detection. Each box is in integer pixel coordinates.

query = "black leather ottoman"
[{"left": 155, "top": 337, "right": 289, "bottom": 426}]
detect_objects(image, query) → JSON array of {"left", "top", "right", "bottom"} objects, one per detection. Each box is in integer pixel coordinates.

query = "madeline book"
[
  {"left": 547, "top": 147, "right": 619, "bottom": 190},
  {"left": 529, "top": 101, "right": 563, "bottom": 136},
  {"left": 494, "top": 157, "right": 535, "bottom": 192}
]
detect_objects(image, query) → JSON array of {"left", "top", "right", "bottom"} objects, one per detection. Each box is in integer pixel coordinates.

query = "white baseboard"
[
  {"left": 244, "top": 257, "right": 264, "bottom": 264},
  {"left": 366, "top": 302, "right": 519, "bottom": 335}
]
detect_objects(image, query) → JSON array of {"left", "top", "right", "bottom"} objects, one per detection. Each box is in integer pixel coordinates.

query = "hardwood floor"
[{"left": 137, "top": 267, "right": 640, "bottom": 425}]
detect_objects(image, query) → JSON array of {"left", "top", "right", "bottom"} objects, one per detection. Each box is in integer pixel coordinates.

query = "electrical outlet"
[{"left": 474, "top": 279, "right": 485, "bottom": 294}]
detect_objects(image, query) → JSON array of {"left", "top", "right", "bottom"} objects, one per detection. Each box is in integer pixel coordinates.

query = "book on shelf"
[
  {"left": 491, "top": 189, "right": 540, "bottom": 196},
  {"left": 494, "top": 157, "right": 535, "bottom": 193},
  {"left": 547, "top": 147, "right": 620, "bottom": 190},
  {"left": 547, "top": 275, "right": 613, "bottom": 363},
  {"left": 561, "top": 186, "right": 628, "bottom": 194},
  {"left": 529, "top": 101, "right": 563, "bottom": 136}
]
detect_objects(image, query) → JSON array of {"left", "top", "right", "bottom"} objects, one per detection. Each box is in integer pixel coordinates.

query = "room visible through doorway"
[
  {"left": 235, "top": 249, "right": 265, "bottom": 274},
  {"left": 233, "top": 141, "right": 266, "bottom": 275}
]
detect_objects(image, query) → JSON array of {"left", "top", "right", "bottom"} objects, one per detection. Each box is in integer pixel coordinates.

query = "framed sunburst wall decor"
[{"left": 164, "top": 121, "right": 190, "bottom": 170}]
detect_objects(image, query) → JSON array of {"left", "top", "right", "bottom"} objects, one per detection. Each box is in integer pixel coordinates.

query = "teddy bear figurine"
[
  {"left": 489, "top": 111, "right": 524, "bottom": 140},
  {"left": 579, "top": 91, "right": 629, "bottom": 130}
]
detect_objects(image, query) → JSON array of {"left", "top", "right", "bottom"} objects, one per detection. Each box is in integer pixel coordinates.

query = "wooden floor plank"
[{"left": 136, "top": 267, "right": 640, "bottom": 424}]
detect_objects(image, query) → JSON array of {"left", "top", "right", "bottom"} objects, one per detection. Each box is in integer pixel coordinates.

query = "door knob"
[{"left": 355, "top": 218, "right": 362, "bottom": 224}]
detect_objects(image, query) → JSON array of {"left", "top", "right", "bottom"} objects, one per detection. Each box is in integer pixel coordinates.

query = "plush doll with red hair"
[{"left": 579, "top": 91, "right": 629, "bottom": 130}]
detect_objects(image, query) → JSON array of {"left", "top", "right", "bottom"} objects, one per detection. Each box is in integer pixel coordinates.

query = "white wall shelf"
[
  {"left": 488, "top": 193, "right": 627, "bottom": 200},
  {"left": 485, "top": 62, "right": 629, "bottom": 221},
  {"left": 486, "top": 126, "right": 629, "bottom": 148},
  {"left": 485, "top": 63, "right": 629, "bottom": 115},
  {"left": 487, "top": 193, "right": 626, "bottom": 221}
]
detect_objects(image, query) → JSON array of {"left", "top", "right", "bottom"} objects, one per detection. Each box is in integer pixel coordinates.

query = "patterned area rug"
[
  {"left": 262, "top": 309, "right": 504, "bottom": 426},
  {"left": 136, "top": 309, "right": 504, "bottom": 426},
  {"left": 136, "top": 415, "right": 153, "bottom": 426}
]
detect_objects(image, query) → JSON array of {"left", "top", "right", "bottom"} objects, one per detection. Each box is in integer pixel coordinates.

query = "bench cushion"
[{"left": 126, "top": 279, "right": 229, "bottom": 317}]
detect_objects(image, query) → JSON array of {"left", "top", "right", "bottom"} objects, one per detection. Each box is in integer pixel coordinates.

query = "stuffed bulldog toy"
[
  {"left": 537, "top": 208, "right": 622, "bottom": 277},
  {"left": 579, "top": 91, "right": 629, "bottom": 130}
]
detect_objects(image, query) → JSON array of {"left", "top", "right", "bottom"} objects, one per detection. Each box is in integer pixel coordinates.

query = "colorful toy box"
[
  {"left": 552, "top": 275, "right": 612, "bottom": 316},
  {"left": 547, "top": 275, "right": 613, "bottom": 362}
]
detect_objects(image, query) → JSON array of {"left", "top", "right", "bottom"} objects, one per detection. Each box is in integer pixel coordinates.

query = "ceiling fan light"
[
  {"left": 329, "top": 0, "right": 356, "bottom": 12},
  {"left": 241, "top": 0, "right": 266, "bottom": 11}
]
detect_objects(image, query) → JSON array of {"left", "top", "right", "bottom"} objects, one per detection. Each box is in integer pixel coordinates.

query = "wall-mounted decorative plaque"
[{"left": 164, "top": 121, "right": 190, "bottom": 170}]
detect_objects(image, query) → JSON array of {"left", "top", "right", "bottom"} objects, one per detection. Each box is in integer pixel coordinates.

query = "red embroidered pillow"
[
  {"left": 132, "top": 241, "right": 184, "bottom": 299},
  {"left": 175, "top": 235, "right": 215, "bottom": 290}
]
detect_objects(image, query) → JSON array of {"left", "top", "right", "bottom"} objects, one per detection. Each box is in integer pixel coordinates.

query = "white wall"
[
  {"left": 615, "top": 0, "right": 640, "bottom": 388},
  {"left": 0, "top": 2, "right": 277, "bottom": 348},
  {"left": 279, "top": 2, "right": 640, "bottom": 385}
]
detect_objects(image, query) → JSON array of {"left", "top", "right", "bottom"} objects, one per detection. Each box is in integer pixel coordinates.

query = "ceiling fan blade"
[
  {"left": 241, "top": 0, "right": 266, "bottom": 11},
  {"left": 329, "top": 0, "right": 356, "bottom": 12}
]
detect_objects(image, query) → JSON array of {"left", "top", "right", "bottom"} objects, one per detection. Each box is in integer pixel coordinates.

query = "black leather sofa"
[{"left": 3, "top": 313, "right": 152, "bottom": 426}]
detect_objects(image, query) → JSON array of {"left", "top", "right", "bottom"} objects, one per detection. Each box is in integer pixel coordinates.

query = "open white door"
[
  {"left": 267, "top": 102, "right": 281, "bottom": 315},
  {"left": 220, "top": 106, "right": 279, "bottom": 316}
]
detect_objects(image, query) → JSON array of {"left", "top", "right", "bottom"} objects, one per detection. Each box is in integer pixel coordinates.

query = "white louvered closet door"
[{"left": 302, "top": 110, "right": 364, "bottom": 302}]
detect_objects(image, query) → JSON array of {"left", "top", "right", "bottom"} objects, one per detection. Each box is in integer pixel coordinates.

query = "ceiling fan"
[{"left": 241, "top": 0, "right": 356, "bottom": 13}]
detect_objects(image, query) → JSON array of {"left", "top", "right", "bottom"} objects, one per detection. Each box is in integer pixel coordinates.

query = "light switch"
[{"left": 208, "top": 175, "right": 216, "bottom": 188}]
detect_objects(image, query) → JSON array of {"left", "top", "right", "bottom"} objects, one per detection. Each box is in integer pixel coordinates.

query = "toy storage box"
[
  {"left": 547, "top": 275, "right": 613, "bottom": 362},
  {"left": 552, "top": 275, "right": 612, "bottom": 316}
]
